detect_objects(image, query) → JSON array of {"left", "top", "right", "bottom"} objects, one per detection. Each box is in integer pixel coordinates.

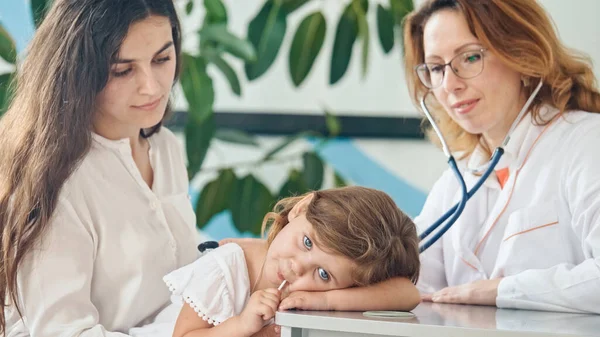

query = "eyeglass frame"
[{"left": 414, "top": 48, "right": 488, "bottom": 89}]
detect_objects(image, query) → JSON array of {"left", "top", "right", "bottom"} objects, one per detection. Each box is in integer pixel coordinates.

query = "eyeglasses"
[{"left": 415, "top": 48, "right": 487, "bottom": 89}]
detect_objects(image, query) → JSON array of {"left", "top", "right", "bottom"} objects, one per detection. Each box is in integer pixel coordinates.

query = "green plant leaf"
[
  {"left": 204, "top": 48, "right": 241, "bottom": 96},
  {"left": 390, "top": 0, "right": 414, "bottom": 22},
  {"left": 245, "top": 1, "right": 287, "bottom": 81},
  {"left": 181, "top": 54, "right": 214, "bottom": 124},
  {"left": 0, "top": 73, "right": 13, "bottom": 116},
  {"left": 195, "top": 168, "right": 236, "bottom": 228},
  {"left": 185, "top": 0, "right": 194, "bottom": 15},
  {"left": 214, "top": 129, "right": 259, "bottom": 146},
  {"left": 31, "top": 0, "right": 52, "bottom": 28},
  {"left": 186, "top": 114, "right": 216, "bottom": 179},
  {"left": 229, "top": 175, "right": 275, "bottom": 235},
  {"left": 390, "top": 0, "right": 414, "bottom": 49},
  {"left": 334, "top": 170, "right": 348, "bottom": 187},
  {"left": 0, "top": 24, "right": 17, "bottom": 64},
  {"left": 302, "top": 152, "right": 324, "bottom": 190},
  {"left": 288, "top": 12, "right": 327, "bottom": 87},
  {"left": 324, "top": 109, "right": 341, "bottom": 137},
  {"left": 262, "top": 131, "right": 318, "bottom": 161},
  {"left": 377, "top": 4, "right": 395, "bottom": 54},
  {"left": 204, "top": 0, "right": 228, "bottom": 23},
  {"left": 282, "top": 0, "right": 311, "bottom": 14},
  {"left": 278, "top": 169, "right": 308, "bottom": 198},
  {"left": 329, "top": 4, "right": 358, "bottom": 85},
  {"left": 353, "top": 0, "right": 370, "bottom": 78},
  {"left": 200, "top": 24, "right": 256, "bottom": 62},
  {"left": 263, "top": 135, "right": 300, "bottom": 161}
]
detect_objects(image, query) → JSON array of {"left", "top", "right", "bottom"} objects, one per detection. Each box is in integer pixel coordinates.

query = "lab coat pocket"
[{"left": 497, "top": 199, "right": 561, "bottom": 275}]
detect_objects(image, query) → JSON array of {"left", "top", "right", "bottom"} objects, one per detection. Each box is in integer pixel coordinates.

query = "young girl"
[{"left": 130, "top": 186, "right": 421, "bottom": 337}]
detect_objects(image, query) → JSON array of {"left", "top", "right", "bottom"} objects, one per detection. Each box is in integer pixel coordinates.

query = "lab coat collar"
[
  {"left": 464, "top": 105, "right": 559, "bottom": 189},
  {"left": 467, "top": 115, "right": 529, "bottom": 172}
]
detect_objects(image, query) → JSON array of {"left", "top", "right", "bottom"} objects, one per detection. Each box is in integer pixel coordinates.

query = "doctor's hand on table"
[{"left": 421, "top": 279, "right": 501, "bottom": 306}]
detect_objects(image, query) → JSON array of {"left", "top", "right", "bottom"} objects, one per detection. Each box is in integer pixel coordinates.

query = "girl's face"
[
  {"left": 263, "top": 212, "right": 357, "bottom": 293},
  {"left": 422, "top": 9, "right": 525, "bottom": 147},
  {"left": 94, "top": 15, "right": 177, "bottom": 139}
]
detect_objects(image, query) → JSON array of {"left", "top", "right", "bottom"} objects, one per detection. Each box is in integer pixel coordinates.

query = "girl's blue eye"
[
  {"left": 303, "top": 235, "right": 312, "bottom": 249},
  {"left": 318, "top": 268, "right": 329, "bottom": 281}
]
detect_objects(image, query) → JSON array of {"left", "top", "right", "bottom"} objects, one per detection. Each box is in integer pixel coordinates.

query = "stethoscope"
[{"left": 418, "top": 79, "right": 544, "bottom": 253}]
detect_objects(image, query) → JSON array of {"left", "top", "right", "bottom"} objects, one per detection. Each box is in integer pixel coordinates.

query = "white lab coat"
[{"left": 416, "top": 106, "right": 600, "bottom": 313}]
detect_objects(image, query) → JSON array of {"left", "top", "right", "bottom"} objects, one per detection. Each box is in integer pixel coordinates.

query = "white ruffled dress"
[{"left": 128, "top": 243, "right": 252, "bottom": 337}]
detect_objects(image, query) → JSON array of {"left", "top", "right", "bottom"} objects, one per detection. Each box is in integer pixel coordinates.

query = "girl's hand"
[
  {"left": 279, "top": 291, "right": 330, "bottom": 311},
  {"left": 239, "top": 288, "right": 281, "bottom": 335}
]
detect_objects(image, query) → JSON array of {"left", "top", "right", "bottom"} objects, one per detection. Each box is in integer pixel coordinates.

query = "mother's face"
[{"left": 94, "top": 15, "right": 176, "bottom": 139}]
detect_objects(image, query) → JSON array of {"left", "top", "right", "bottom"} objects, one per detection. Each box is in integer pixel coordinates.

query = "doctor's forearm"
[
  {"left": 497, "top": 260, "right": 600, "bottom": 314},
  {"left": 327, "top": 277, "right": 420, "bottom": 311}
]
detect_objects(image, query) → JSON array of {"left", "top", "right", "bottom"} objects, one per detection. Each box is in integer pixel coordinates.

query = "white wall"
[
  {"left": 175, "top": 0, "right": 600, "bottom": 118},
  {"left": 1, "top": 0, "right": 598, "bottom": 196},
  {"left": 3, "top": 0, "right": 598, "bottom": 117}
]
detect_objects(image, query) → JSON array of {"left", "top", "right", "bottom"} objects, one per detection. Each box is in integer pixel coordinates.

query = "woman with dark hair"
[
  {"left": 404, "top": 0, "right": 600, "bottom": 312},
  {"left": 0, "top": 0, "right": 199, "bottom": 335},
  {"left": 0, "top": 1, "right": 424, "bottom": 335}
]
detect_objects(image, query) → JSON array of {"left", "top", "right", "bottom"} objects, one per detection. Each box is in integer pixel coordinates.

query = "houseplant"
[{"left": 0, "top": 0, "right": 414, "bottom": 235}]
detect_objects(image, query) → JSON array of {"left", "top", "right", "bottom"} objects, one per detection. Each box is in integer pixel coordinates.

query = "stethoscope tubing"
[{"left": 417, "top": 80, "right": 543, "bottom": 253}]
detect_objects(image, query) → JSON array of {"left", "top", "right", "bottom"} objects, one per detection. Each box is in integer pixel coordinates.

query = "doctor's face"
[{"left": 422, "top": 9, "right": 525, "bottom": 146}]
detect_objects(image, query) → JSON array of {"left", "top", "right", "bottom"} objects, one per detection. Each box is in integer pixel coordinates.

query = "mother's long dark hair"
[{"left": 0, "top": 0, "right": 182, "bottom": 331}]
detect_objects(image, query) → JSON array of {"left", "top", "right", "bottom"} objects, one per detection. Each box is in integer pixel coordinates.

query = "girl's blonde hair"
[
  {"left": 403, "top": 0, "right": 600, "bottom": 158},
  {"left": 261, "top": 186, "right": 420, "bottom": 286}
]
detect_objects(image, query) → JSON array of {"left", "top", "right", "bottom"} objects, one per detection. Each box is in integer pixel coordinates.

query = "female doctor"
[{"left": 404, "top": 0, "right": 600, "bottom": 313}]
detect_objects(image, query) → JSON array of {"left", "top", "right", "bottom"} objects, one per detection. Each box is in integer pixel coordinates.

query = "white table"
[{"left": 275, "top": 302, "right": 600, "bottom": 337}]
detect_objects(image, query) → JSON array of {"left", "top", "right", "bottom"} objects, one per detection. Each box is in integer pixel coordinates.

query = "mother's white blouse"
[{"left": 5, "top": 127, "right": 199, "bottom": 337}]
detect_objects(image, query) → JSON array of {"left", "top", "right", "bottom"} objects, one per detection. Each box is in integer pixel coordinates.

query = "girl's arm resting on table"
[
  {"left": 280, "top": 277, "right": 420, "bottom": 312},
  {"left": 327, "top": 277, "right": 420, "bottom": 311},
  {"left": 14, "top": 199, "right": 129, "bottom": 337}
]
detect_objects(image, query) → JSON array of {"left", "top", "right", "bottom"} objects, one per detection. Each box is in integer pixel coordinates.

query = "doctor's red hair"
[{"left": 403, "top": 0, "right": 600, "bottom": 159}]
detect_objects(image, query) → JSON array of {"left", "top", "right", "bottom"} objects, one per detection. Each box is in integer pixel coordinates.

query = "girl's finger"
[
  {"left": 257, "top": 303, "right": 276, "bottom": 321},
  {"left": 260, "top": 292, "right": 281, "bottom": 307}
]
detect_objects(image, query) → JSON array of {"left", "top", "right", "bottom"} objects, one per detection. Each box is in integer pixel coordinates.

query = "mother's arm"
[{"left": 15, "top": 198, "right": 130, "bottom": 337}]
